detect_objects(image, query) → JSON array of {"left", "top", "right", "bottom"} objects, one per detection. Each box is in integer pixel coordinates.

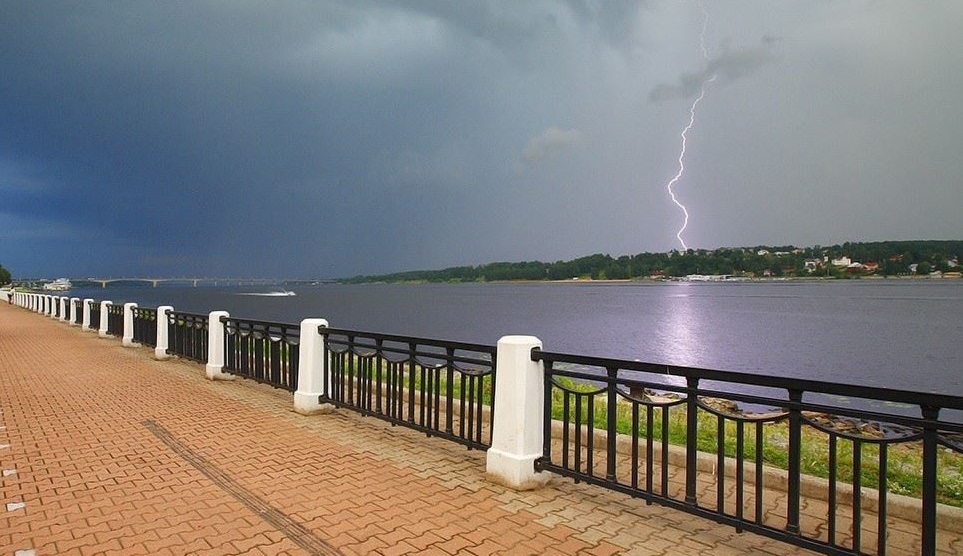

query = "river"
[{"left": 65, "top": 279, "right": 963, "bottom": 397}]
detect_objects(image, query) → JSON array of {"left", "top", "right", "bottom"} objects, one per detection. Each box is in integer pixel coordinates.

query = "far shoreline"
[{"left": 343, "top": 274, "right": 962, "bottom": 286}]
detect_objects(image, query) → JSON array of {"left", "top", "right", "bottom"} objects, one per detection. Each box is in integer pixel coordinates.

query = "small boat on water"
[
  {"left": 239, "top": 290, "right": 296, "bottom": 297},
  {"left": 42, "top": 278, "right": 72, "bottom": 291}
]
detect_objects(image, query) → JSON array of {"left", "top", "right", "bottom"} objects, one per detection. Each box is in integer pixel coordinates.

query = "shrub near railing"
[
  {"left": 222, "top": 317, "right": 299, "bottom": 391},
  {"left": 533, "top": 350, "right": 963, "bottom": 556},
  {"left": 132, "top": 307, "right": 158, "bottom": 347},
  {"left": 320, "top": 327, "right": 496, "bottom": 450},
  {"left": 167, "top": 311, "right": 208, "bottom": 363}
]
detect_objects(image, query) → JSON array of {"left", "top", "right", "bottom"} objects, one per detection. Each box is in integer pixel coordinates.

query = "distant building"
[
  {"left": 757, "top": 249, "right": 770, "bottom": 256},
  {"left": 832, "top": 256, "right": 852, "bottom": 267}
]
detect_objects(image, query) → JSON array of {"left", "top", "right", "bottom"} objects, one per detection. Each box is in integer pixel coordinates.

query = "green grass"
[
  {"left": 549, "top": 376, "right": 963, "bottom": 507},
  {"left": 325, "top": 355, "right": 963, "bottom": 507}
]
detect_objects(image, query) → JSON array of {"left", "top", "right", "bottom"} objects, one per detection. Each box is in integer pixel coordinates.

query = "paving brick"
[{"left": 0, "top": 303, "right": 944, "bottom": 556}]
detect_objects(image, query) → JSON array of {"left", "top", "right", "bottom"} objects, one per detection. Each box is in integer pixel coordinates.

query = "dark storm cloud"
[
  {"left": 649, "top": 41, "right": 775, "bottom": 102},
  {"left": 1, "top": 1, "right": 961, "bottom": 277}
]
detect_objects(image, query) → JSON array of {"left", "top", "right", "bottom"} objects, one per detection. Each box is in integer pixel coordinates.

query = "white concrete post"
[
  {"left": 485, "top": 335, "right": 551, "bottom": 490},
  {"left": 154, "top": 306, "right": 173, "bottom": 360},
  {"left": 122, "top": 302, "right": 138, "bottom": 347},
  {"left": 69, "top": 297, "right": 80, "bottom": 325},
  {"left": 293, "top": 318, "right": 332, "bottom": 415},
  {"left": 205, "top": 311, "right": 233, "bottom": 381},
  {"left": 60, "top": 297, "right": 69, "bottom": 321},
  {"left": 98, "top": 301, "right": 112, "bottom": 338},
  {"left": 48, "top": 295, "right": 55, "bottom": 317},
  {"left": 82, "top": 299, "right": 94, "bottom": 330}
]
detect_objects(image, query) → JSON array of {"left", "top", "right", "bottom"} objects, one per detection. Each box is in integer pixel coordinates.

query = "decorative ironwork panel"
[
  {"left": 89, "top": 304, "right": 101, "bottom": 330},
  {"left": 222, "top": 318, "right": 300, "bottom": 392},
  {"left": 72, "top": 300, "right": 83, "bottom": 324},
  {"left": 321, "top": 327, "right": 496, "bottom": 451},
  {"left": 105, "top": 303, "right": 124, "bottom": 337},
  {"left": 166, "top": 311, "right": 208, "bottom": 363},
  {"left": 532, "top": 350, "right": 963, "bottom": 556},
  {"left": 131, "top": 307, "right": 158, "bottom": 347}
]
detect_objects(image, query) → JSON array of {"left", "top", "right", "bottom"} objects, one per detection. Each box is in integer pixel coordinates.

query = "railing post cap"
[
  {"left": 300, "top": 317, "right": 328, "bottom": 326},
  {"left": 124, "top": 302, "right": 137, "bottom": 308},
  {"left": 498, "top": 335, "right": 542, "bottom": 347}
]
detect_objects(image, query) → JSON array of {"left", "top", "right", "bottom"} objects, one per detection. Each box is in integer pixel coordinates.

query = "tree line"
[{"left": 341, "top": 240, "right": 963, "bottom": 283}]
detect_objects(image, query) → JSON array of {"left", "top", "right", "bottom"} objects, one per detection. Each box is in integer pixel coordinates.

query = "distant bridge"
[{"left": 76, "top": 278, "right": 326, "bottom": 288}]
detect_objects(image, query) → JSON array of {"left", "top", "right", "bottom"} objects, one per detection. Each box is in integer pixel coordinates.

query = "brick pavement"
[{"left": 0, "top": 302, "right": 867, "bottom": 555}]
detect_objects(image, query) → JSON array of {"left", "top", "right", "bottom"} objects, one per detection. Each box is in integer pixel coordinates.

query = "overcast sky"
[{"left": 1, "top": 1, "right": 961, "bottom": 278}]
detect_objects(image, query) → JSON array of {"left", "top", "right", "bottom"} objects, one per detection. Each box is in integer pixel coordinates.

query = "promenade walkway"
[{"left": 1, "top": 301, "right": 822, "bottom": 555}]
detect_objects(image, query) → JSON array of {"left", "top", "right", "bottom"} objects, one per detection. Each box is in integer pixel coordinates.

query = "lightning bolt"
[{"left": 665, "top": 2, "right": 716, "bottom": 251}]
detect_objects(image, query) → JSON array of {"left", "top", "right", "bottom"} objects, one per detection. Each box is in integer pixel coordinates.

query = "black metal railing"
[
  {"left": 72, "top": 299, "right": 83, "bottom": 324},
  {"left": 132, "top": 307, "right": 158, "bottom": 347},
  {"left": 52, "top": 298, "right": 60, "bottom": 318},
  {"left": 167, "top": 311, "right": 208, "bottom": 363},
  {"left": 533, "top": 350, "right": 963, "bottom": 556},
  {"left": 222, "top": 317, "right": 299, "bottom": 391},
  {"left": 320, "top": 327, "right": 496, "bottom": 450},
  {"left": 105, "top": 303, "right": 124, "bottom": 337},
  {"left": 89, "top": 303, "right": 101, "bottom": 330}
]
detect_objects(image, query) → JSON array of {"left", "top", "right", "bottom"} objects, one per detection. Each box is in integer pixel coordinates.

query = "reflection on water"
[
  {"left": 657, "top": 284, "right": 701, "bottom": 368},
  {"left": 65, "top": 280, "right": 963, "bottom": 396}
]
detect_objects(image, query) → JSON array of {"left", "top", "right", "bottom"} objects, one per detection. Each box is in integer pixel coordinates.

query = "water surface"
[{"left": 68, "top": 280, "right": 963, "bottom": 396}]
